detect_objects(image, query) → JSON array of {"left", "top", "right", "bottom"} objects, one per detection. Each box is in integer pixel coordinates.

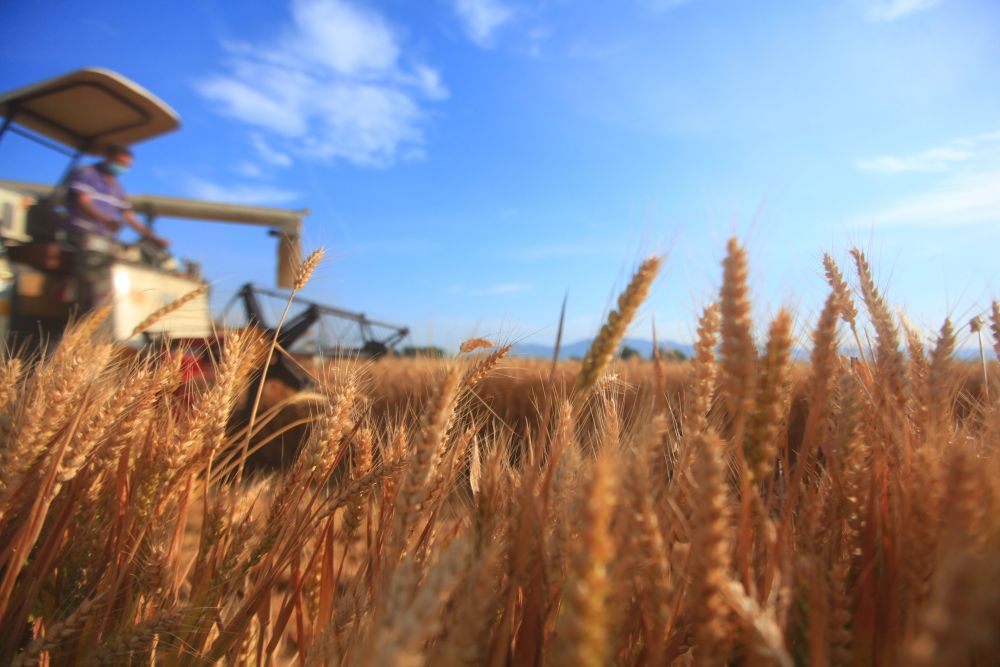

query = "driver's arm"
[
  {"left": 74, "top": 192, "right": 122, "bottom": 231},
  {"left": 122, "top": 209, "right": 170, "bottom": 248}
]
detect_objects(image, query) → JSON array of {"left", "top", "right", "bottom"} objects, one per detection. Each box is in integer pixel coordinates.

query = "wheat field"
[{"left": 1, "top": 239, "right": 999, "bottom": 666}]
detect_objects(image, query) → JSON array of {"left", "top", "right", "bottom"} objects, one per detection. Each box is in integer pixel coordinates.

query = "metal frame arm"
[{"left": 237, "top": 283, "right": 408, "bottom": 355}]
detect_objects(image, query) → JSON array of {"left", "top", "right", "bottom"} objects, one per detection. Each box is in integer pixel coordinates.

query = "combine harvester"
[{"left": 0, "top": 68, "right": 409, "bottom": 395}]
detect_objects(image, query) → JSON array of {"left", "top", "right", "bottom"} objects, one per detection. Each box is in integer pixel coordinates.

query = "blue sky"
[{"left": 2, "top": 0, "right": 999, "bottom": 351}]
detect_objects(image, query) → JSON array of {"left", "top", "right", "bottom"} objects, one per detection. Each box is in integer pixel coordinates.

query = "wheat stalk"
[
  {"left": 990, "top": 300, "right": 1000, "bottom": 360},
  {"left": 823, "top": 252, "right": 867, "bottom": 368},
  {"left": 690, "top": 430, "right": 734, "bottom": 666},
  {"left": 851, "top": 247, "right": 906, "bottom": 406},
  {"left": 462, "top": 344, "right": 511, "bottom": 389},
  {"left": 685, "top": 301, "right": 720, "bottom": 434},
  {"left": 551, "top": 451, "right": 617, "bottom": 667},
  {"left": 237, "top": 246, "right": 324, "bottom": 484},
  {"left": 392, "top": 365, "right": 462, "bottom": 549},
  {"left": 970, "top": 315, "right": 989, "bottom": 400},
  {"left": 130, "top": 284, "right": 208, "bottom": 337},
  {"left": 575, "top": 255, "right": 661, "bottom": 394},
  {"left": 11, "top": 593, "right": 105, "bottom": 667},
  {"left": 719, "top": 237, "right": 756, "bottom": 442},
  {"left": 745, "top": 309, "right": 793, "bottom": 484}
]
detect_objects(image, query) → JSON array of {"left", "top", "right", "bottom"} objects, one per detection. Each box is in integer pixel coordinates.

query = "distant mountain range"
[
  {"left": 511, "top": 337, "right": 990, "bottom": 362},
  {"left": 511, "top": 337, "right": 695, "bottom": 360}
]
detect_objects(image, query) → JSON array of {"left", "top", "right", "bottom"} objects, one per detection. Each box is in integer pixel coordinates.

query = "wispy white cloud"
[
  {"left": 182, "top": 176, "right": 300, "bottom": 206},
  {"left": 196, "top": 0, "right": 446, "bottom": 168},
  {"left": 446, "top": 282, "right": 532, "bottom": 296},
  {"left": 231, "top": 161, "right": 263, "bottom": 178},
  {"left": 250, "top": 133, "right": 293, "bottom": 168},
  {"left": 857, "top": 130, "right": 1000, "bottom": 174},
  {"left": 862, "top": 0, "right": 942, "bottom": 22},
  {"left": 408, "top": 65, "right": 448, "bottom": 101},
  {"left": 522, "top": 25, "right": 551, "bottom": 58},
  {"left": 952, "top": 130, "right": 1000, "bottom": 148},
  {"left": 853, "top": 130, "right": 1000, "bottom": 227},
  {"left": 857, "top": 147, "right": 973, "bottom": 173},
  {"left": 453, "top": 0, "right": 514, "bottom": 48},
  {"left": 851, "top": 170, "right": 1000, "bottom": 228}
]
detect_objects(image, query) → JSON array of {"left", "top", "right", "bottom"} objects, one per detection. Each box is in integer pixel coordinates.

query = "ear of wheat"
[{"left": 576, "top": 255, "right": 661, "bottom": 394}]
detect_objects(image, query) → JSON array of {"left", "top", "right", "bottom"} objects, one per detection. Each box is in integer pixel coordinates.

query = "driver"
[{"left": 65, "top": 144, "right": 169, "bottom": 248}]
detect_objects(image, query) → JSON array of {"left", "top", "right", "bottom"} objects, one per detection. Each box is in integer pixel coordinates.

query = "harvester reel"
[{"left": 227, "top": 283, "right": 408, "bottom": 379}]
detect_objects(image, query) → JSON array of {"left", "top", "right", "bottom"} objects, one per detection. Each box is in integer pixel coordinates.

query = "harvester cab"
[
  {"left": 0, "top": 68, "right": 408, "bottom": 381},
  {"left": 0, "top": 68, "right": 304, "bottom": 348}
]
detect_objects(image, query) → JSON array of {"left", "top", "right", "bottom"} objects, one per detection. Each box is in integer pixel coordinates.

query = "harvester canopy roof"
[{"left": 0, "top": 68, "right": 180, "bottom": 153}]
